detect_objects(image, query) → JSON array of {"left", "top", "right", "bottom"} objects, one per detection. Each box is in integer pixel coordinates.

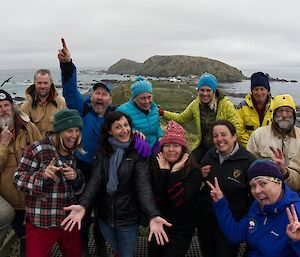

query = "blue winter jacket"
[
  {"left": 61, "top": 62, "right": 115, "bottom": 165},
  {"left": 213, "top": 183, "right": 300, "bottom": 257},
  {"left": 117, "top": 100, "right": 163, "bottom": 148}
]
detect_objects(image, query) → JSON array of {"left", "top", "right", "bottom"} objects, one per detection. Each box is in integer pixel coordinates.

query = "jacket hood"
[
  {"left": 272, "top": 94, "right": 296, "bottom": 119},
  {"left": 257, "top": 183, "right": 300, "bottom": 216},
  {"left": 13, "top": 109, "right": 31, "bottom": 128},
  {"left": 24, "top": 83, "right": 60, "bottom": 108},
  {"left": 215, "top": 88, "right": 224, "bottom": 101},
  {"left": 243, "top": 93, "right": 273, "bottom": 109},
  {"left": 25, "top": 82, "right": 58, "bottom": 98}
]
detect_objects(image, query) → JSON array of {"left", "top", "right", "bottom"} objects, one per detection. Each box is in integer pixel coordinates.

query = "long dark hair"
[
  {"left": 151, "top": 146, "right": 200, "bottom": 179},
  {"left": 99, "top": 111, "right": 133, "bottom": 155}
]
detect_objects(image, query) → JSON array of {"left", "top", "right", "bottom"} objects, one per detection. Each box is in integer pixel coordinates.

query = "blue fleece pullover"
[{"left": 61, "top": 62, "right": 114, "bottom": 164}]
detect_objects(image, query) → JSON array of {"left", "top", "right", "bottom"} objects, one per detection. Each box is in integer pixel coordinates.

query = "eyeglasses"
[{"left": 276, "top": 107, "right": 294, "bottom": 114}]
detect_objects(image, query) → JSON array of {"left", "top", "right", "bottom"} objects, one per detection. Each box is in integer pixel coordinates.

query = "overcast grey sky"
[{"left": 1, "top": 0, "right": 300, "bottom": 78}]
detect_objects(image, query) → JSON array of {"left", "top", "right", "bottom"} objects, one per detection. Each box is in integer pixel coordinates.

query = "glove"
[
  {"left": 152, "top": 140, "right": 160, "bottom": 156},
  {"left": 158, "top": 106, "right": 164, "bottom": 116},
  {"left": 134, "top": 135, "right": 151, "bottom": 158}
]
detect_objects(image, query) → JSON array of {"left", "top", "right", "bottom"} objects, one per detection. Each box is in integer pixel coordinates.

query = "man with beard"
[
  {"left": 58, "top": 39, "right": 115, "bottom": 257},
  {"left": 21, "top": 69, "right": 66, "bottom": 136},
  {"left": 247, "top": 94, "right": 300, "bottom": 192},
  {"left": 0, "top": 89, "right": 42, "bottom": 256}
]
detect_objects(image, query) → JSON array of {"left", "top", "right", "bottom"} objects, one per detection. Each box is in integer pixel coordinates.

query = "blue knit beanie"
[
  {"left": 251, "top": 72, "right": 270, "bottom": 92},
  {"left": 130, "top": 76, "right": 153, "bottom": 98},
  {"left": 196, "top": 72, "right": 217, "bottom": 92},
  {"left": 247, "top": 160, "right": 283, "bottom": 182}
]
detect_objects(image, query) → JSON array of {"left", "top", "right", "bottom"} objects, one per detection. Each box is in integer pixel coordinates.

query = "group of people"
[{"left": 0, "top": 38, "right": 300, "bottom": 257}]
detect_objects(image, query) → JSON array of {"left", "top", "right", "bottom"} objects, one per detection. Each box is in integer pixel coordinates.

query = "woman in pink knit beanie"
[{"left": 149, "top": 121, "right": 201, "bottom": 257}]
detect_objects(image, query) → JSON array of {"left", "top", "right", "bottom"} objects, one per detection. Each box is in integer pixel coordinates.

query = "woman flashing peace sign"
[{"left": 207, "top": 160, "right": 300, "bottom": 257}]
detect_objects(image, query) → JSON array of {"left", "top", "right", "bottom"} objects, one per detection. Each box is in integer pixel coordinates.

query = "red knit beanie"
[{"left": 160, "top": 121, "right": 188, "bottom": 150}]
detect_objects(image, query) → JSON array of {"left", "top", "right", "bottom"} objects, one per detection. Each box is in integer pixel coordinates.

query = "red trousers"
[{"left": 26, "top": 223, "right": 81, "bottom": 257}]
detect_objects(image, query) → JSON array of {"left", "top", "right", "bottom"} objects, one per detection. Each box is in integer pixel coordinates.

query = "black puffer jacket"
[{"left": 79, "top": 144, "right": 160, "bottom": 226}]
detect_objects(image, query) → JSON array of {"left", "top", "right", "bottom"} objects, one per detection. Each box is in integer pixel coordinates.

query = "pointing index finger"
[{"left": 61, "top": 38, "right": 68, "bottom": 50}]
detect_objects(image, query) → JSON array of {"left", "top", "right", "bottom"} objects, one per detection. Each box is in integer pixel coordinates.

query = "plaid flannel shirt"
[{"left": 14, "top": 137, "right": 84, "bottom": 229}]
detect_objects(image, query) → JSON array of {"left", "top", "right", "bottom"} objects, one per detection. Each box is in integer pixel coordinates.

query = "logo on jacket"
[
  {"left": 0, "top": 93, "right": 6, "bottom": 100},
  {"left": 233, "top": 169, "right": 242, "bottom": 179},
  {"left": 248, "top": 218, "right": 257, "bottom": 233}
]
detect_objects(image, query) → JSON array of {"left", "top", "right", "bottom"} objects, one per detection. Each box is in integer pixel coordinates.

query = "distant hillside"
[
  {"left": 107, "top": 55, "right": 245, "bottom": 82},
  {"left": 108, "top": 58, "right": 141, "bottom": 74}
]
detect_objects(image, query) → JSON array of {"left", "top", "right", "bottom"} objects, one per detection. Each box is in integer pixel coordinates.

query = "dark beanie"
[
  {"left": 0, "top": 89, "right": 13, "bottom": 103},
  {"left": 53, "top": 109, "right": 83, "bottom": 133},
  {"left": 251, "top": 72, "right": 270, "bottom": 92},
  {"left": 247, "top": 160, "right": 283, "bottom": 182}
]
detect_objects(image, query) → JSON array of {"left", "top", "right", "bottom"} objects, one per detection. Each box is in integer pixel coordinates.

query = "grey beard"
[
  {"left": 0, "top": 116, "right": 14, "bottom": 129},
  {"left": 274, "top": 117, "right": 294, "bottom": 131}
]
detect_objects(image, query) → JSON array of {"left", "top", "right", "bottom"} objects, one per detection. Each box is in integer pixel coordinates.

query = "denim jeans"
[{"left": 98, "top": 219, "right": 138, "bottom": 257}]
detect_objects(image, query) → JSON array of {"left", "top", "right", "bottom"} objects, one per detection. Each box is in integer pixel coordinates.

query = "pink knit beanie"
[{"left": 160, "top": 121, "right": 188, "bottom": 150}]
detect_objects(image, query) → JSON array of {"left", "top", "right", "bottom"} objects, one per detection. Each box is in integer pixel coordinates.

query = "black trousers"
[
  {"left": 197, "top": 211, "right": 239, "bottom": 257},
  {"left": 77, "top": 159, "right": 107, "bottom": 257},
  {"left": 148, "top": 225, "right": 195, "bottom": 257}
]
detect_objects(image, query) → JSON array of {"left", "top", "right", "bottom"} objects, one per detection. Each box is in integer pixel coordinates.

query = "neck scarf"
[{"left": 106, "top": 137, "right": 131, "bottom": 194}]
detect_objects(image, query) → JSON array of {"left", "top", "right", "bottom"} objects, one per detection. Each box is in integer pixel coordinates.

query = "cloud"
[{"left": 1, "top": 0, "right": 300, "bottom": 76}]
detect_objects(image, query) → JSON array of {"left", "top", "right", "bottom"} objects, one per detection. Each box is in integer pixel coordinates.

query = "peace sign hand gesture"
[
  {"left": 58, "top": 38, "right": 71, "bottom": 63},
  {"left": 270, "top": 146, "right": 287, "bottom": 176},
  {"left": 206, "top": 177, "right": 224, "bottom": 202},
  {"left": 286, "top": 204, "right": 300, "bottom": 241},
  {"left": 43, "top": 157, "right": 61, "bottom": 182}
]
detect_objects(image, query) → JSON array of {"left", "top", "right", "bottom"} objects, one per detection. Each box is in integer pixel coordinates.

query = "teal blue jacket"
[{"left": 117, "top": 100, "right": 163, "bottom": 148}]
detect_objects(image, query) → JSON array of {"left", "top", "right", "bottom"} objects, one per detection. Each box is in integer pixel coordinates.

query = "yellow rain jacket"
[{"left": 237, "top": 93, "right": 274, "bottom": 147}]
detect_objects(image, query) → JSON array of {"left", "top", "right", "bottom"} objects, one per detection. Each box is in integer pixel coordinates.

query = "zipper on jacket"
[{"left": 109, "top": 192, "right": 115, "bottom": 227}]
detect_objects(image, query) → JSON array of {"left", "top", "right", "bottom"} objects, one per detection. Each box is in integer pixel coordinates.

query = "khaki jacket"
[
  {"left": 21, "top": 84, "right": 66, "bottom": 136},
  {"left": 0, "top": 112, "right": 42, "bottom": 209},
  {"left": 247, "top": 125, "right": 300, "bottom": 192}
]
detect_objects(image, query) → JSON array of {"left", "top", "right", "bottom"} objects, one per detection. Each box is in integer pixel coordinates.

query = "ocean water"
[
  {"left": 1, "top": 67, "right": 300, "bottom": 106},
  {"left": 220, "top": 80, "right": 300, "bottom": 106},
  {"left": 0, "top": 67, "right": 134, "bottom": 100}
]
